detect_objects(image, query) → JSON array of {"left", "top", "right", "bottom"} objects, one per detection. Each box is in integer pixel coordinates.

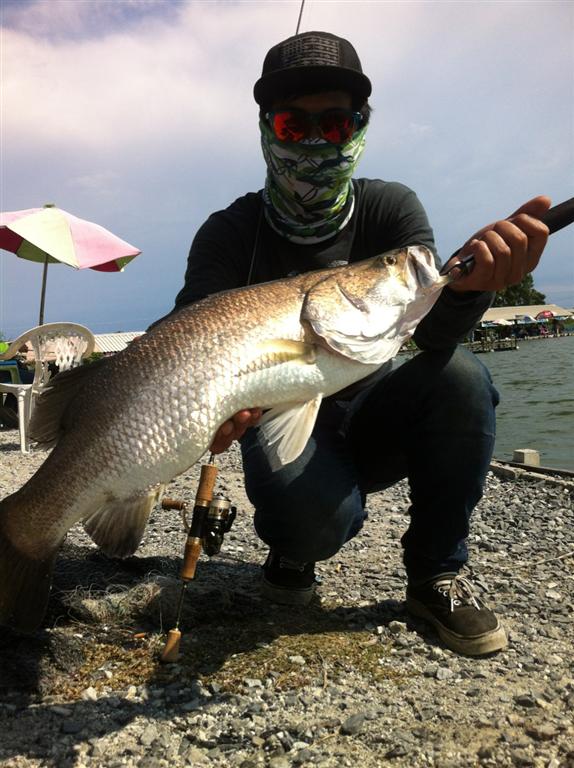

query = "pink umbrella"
[{"left": 0, "top": 204, "right": 141, "bottom": 324}]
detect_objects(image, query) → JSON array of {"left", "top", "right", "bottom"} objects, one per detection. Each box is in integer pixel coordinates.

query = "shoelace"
[{"left": 433, "top": 574, "right": 483, "bottom": 613}]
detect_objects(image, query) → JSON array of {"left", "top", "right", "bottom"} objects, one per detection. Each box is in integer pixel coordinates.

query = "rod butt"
[{"left": 160, "top": 629, "right": 182, "bottom": 663}]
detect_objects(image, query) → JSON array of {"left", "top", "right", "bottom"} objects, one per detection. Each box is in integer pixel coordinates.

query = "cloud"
[
  {"left": 408, "top": 122, "right": 433, "bottom": 138},
  {"left": 67, "top": 170, "right": 121, "bottom": 195},
  {"left": 1, "top": 0, "right": 573, "bottom": 336},
  {"left": 1, "top": 0, "right": 181, "bottom": 40}
]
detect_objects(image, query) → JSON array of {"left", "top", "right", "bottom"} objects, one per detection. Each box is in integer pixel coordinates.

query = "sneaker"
[
  {"left": 261, "top": 550, "right": 316, "bottom": 606},
  {"left": 406, "top": 572, "right": 508, "bottom": 656}
]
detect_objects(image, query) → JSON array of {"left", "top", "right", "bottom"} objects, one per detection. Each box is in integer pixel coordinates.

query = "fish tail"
[
  {"left": 0, "top": 493, "right": 58, "bottom": 633},
  {"left": 83, "top": 486, "right": 164, "bottom": 559}
]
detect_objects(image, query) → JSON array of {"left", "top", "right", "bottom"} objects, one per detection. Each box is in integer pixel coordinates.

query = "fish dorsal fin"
[
  {"left": 258, "top": 394, "right": 322, "bottom": 469},
  {"left": 28, "top": 358, "right": 106, "bottom": 448},
  {"left": 302, "top": 274, "right": 405, "bottom": 364}
]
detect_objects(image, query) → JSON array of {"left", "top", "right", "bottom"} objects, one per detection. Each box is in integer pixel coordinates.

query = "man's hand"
[
  {"left": 446, "top": 196, "right": 551, "bottom": 293},
  {"left": 210, "top": 408, "right": 263, "bottom": 454}
]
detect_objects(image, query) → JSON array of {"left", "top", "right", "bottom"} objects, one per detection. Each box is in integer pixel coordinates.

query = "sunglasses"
[{"left": 266, "top": 108, "right": 363, "bottom": 144}]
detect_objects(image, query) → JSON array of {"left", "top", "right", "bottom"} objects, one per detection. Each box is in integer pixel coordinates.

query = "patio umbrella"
[{"left": 0, "top": 204, "right": 141, "bottom": 325}]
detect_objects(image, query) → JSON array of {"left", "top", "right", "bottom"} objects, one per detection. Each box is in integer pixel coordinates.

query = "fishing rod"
[
  {"left": 440, "top": 196, "right": 574, "bottom": 280},
  {"left": 160, "top": 456, "right": 236, "bottom": 663}
]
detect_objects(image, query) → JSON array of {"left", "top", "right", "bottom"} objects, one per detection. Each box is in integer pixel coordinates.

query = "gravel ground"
[{"left": 0, "top": 427, "right": 572, "bottom": 768}]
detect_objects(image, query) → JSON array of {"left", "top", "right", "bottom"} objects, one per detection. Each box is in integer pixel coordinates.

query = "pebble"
[
  {"left": 139, "top": 725, "right": 159, "bottom": 746},
  {"left": 340, "top": 713, "right": 367, "bottom": 735},
  {"left": 61, "top": 720, "right": 83, "bottom": 735},
  {"left": 525, "top": 723, "right": 558, "bottom": 741},
  {"left": 388, "top": 621, "right": 407, "bottom": 635},
  {"left": 268, "top": 758, "right": 290, "bottom": 768},
  {"left": 514, "top": 694, "right": 537, "bottom": 708}
]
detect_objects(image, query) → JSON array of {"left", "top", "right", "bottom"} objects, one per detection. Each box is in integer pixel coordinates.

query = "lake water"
[{"left": 477, "top": 335, "right": 573, "bottom": 470}]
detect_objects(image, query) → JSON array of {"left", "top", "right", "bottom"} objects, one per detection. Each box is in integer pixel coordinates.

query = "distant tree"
[{"left": 493, "top": 274, "right": 546, "bottom": 307}]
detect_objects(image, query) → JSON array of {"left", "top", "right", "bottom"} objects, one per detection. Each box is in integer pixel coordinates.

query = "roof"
[
  {"left": 482, "top": 304, "right": 573, "bottom": 322},
  {"left": 94, "top": 332, "right": 144, "bottom": 354}
]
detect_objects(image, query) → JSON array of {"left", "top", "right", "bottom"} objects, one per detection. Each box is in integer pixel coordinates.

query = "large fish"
[{"left": 0, "top": 245, "right": 448, "bottom": 632}]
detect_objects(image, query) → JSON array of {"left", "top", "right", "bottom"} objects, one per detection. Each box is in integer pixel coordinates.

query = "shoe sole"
[
  {"left": 406, "top": 596, "right": 508, "bottom": 656},
  {"left": 261, "top": 577, "right": 315, "bottom": 606}
]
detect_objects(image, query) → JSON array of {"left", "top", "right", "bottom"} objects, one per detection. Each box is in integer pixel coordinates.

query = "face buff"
[{"left": 260, "top": 120, "right": 367, "bottom": 244}]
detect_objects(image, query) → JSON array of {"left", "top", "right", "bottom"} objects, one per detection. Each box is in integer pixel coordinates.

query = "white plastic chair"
[{"left": 0, "top": 322, "right": 95, "bottom": 453}]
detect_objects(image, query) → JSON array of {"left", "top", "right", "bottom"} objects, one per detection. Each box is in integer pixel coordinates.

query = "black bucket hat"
[{"left": 254, "top": 31, "right": 372, "bottom": 107}]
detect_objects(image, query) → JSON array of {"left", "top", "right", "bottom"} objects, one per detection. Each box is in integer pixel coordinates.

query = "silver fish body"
[{"left": 0, "top": 245, "right": 444, "bottom": 631}]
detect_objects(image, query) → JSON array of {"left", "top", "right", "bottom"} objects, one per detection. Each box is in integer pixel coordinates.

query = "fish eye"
[{"left": 383, "top": 255, "right": 397, "bottom": 266}]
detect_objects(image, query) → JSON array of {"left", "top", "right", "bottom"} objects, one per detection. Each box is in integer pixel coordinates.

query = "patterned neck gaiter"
[{"left": 260, "top": 120, "right": 367, "bottom": 244}]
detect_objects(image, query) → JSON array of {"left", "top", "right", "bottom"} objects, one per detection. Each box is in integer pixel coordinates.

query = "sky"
[{"left": 0, "top": 0, "right": 572, "bottom": 338}]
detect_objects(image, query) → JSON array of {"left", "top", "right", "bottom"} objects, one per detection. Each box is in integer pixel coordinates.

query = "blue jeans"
[{"left": 240, "top": 346, "right": 499, "bottom": 582}]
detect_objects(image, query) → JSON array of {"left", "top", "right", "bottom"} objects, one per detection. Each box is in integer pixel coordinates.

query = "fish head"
[
  {"left": 342, "top": 245, "right": 442, "bottom": 307},
  {"left": 302, "top": 245, "right": 444, "bottom": 365}
]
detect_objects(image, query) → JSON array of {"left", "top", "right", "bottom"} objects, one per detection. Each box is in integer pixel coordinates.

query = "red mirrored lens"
[
  {"left": 319, "top": 112, "right": 355, "bottom": 143},
  {"left": 269, "top": 109, "right": 359, "bottom": 144},
  {"left": 271, "top": 112, "right": 310, "bottom": 142}
]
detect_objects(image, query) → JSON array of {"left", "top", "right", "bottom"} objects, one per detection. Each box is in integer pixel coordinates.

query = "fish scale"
[{"left": 0, "top": 245, "right": 446, "bottom": 632}]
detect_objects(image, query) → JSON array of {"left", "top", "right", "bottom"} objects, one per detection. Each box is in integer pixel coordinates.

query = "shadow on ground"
[{"left": 0, "top": 538, "right": 427, "bottom": 766}]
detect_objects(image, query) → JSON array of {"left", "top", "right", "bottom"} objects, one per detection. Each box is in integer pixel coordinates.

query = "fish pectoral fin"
[
  {"left": 238, "top": 339, "right": 316, "bottom": 376},
  {"left": 83, "top": 485, "right": 164, "bottom": 559},
  {"left": 259, "top": 395, "right": 322, "bottom": 468}
]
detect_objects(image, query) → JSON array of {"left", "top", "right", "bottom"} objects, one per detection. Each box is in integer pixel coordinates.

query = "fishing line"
[
  {"left": 246, "top": 203, "right": 263, "bottom": 286},
  {"left": 295, "top": 0, "right": 306, "bottom": 34},
  {"left": 246, "top": 0, "right": 307, "bottom": 286}
]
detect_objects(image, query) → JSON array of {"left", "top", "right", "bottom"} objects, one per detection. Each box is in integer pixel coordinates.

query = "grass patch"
[
  {"left": 186, "top": 625, "right": 403, "bottom": 692},
  {"left": 44, "top": 578, "right": 412, "bottom": 700},
  {"left": 54, "top": 614, "right": 408, "bottom": 701}
]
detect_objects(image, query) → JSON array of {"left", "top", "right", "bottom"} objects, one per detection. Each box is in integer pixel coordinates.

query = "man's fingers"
[
  {"left": 232, "top": 408, "right": 262, "bottom": 428},
  {"left": 451, "top": 196, "right": 551, "bottom": 293},
  {"left": 232, "top": 410, "right": 253, "bottom": 426},
  {"left": 508, "top": 195, "right": 551, "bottom": 220},
  {"left": 505, "top": 212, "right": 549, "bottom": 271},
  {"left": 448, "top": 239, "right": 492, "bottom": 292},
  {"left": 481, "top": 228, "right": 514, "bottom": 288},
  {"left": 490, "top": 221, "right": 531, "bottom": 286},
  {"left": 210, "top": 408, "right": 263, "bottom": 454}
]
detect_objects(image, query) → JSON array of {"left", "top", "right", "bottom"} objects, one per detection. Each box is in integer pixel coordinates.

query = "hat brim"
[{"left": 253, "top": 65, "right": 372, "bottom": 107}]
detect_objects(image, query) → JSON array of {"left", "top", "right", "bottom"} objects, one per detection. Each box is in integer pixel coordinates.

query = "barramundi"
[{"left": 0, "top": 245, "right": 447, "bottom": 632}]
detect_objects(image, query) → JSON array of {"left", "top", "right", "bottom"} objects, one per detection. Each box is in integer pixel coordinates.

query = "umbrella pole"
[{"left": 38, "top": 255, "right": 49, "bottom": 326}]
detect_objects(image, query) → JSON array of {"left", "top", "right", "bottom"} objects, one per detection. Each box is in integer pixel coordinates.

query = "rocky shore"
[{"left": 0, "top": 429, "right": 572, "bottom": 768}]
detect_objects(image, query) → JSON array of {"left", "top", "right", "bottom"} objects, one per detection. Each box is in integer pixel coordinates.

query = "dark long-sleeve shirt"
[{"left": 171, "top": 178, "right": 492, "bottom": 395}]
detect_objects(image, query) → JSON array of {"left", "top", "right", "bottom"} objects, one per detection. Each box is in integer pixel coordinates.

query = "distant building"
[
  {"left": 94, "top": 332, "right": 144, "bottom": 354},
  {"left": 482, "top": 304, "right": 573, "bottom": 323}
]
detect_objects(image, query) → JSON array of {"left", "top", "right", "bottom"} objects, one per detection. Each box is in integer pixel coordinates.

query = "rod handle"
[
  {"left": 180, "top": 537, "right": 203, "bottom": 581},
  {"left": 160, "top": 629, "right": 182, "bottom": 663},
  {"left": 161, "top": 498, "right": 186, "bottom": 511},
  {"left": 195, "top": 463, "right": 218, "bottom": 507}
]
